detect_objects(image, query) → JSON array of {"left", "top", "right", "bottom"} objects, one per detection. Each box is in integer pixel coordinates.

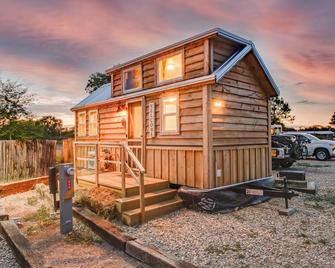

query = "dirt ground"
[{"left": 0, "top": 184, "right": 144, "bottom": 268}]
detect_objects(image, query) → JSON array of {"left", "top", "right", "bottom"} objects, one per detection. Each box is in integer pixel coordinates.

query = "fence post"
[{"left": 121, "top": 145, "right": 126, "bottom": 197}]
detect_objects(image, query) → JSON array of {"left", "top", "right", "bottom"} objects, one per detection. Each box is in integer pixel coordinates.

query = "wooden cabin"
[{"left": 71, "top": 28, "right": 279, "bottom": 225}]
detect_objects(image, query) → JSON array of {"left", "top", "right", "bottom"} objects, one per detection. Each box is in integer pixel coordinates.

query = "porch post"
[
  {"left": 121, "top": 145, "right": 126, "bottom": 197},
  {"left": 95, "top": 143, "right": 99, "bottom": 187}
]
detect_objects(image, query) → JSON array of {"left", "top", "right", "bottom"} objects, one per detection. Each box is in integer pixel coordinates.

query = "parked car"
[
  {"left": 283, "top": 132, "right": 335, "bottom": 161},
  {"left": 271, "top": 135, "right": 301, "bottom": 169}
]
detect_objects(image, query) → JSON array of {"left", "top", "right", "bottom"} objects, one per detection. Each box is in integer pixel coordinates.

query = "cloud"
[{"left": 0, "top": 0, "right": 334, "bottom": 127}]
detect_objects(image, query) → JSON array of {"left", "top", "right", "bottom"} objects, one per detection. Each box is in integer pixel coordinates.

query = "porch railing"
[{"left": 74, "top": 141, "right": 146, "bottom": 223}]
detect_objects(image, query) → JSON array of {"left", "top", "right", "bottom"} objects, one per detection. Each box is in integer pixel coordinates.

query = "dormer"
[{"left": 105, "top": 28, "right": 244, "bottom": 98}]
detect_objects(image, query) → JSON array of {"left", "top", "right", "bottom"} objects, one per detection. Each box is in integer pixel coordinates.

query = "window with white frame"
[
  {"left": 160, "top": 95, "right": 179, "bottom": 134},
  {"left": 123, "top": 65, "right": 142, "bottom": 92},
  {"left": 157, "top": 51, "right": 183, "bottom": 84},
  {"left": 78, "top": 112, "right": 86, "bottom": 136},
  {"left": 88, "top": 110, "right": 98, "bottom": 136}
]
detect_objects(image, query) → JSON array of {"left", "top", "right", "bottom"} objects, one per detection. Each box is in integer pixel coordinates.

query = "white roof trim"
[{"left": 71, "top": 74, "right": 215, "bottom": 111}]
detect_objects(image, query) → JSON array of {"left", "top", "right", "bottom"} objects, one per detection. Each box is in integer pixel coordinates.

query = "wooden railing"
[{"left": 74, "top": 141, "right": 146, "bottom": 223}]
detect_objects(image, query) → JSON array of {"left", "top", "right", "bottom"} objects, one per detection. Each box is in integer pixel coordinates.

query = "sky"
[{"left": 0, "top": 0, "right": 334, "bottom": 127}]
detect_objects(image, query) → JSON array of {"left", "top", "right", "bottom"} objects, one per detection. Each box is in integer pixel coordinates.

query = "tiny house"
[{"left": 72, "top": 28, "right": 279, "bottom": 225}]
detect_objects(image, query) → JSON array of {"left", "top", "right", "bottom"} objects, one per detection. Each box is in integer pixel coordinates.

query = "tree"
[
  {"left": 0, "top": 79, "right": 34, "bottom": 125},
  {"left": 85, "top": 72, "right": 111, "bottom": 93},
  {"left": 329, "top": 112, "right": 335, "bottom": 127},
  {"left": 271, "top": 97, "right": 295, "bottom": 126},
  {"left": 38, "top": 116, "right": 63, "bottom": 139},
  {"left": 0, "top": 120, "right": 46, "bottom": 140}
]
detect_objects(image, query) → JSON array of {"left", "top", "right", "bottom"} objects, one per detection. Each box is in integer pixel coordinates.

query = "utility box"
[{"left": 59, "top": 164, "right": 74, "bottom": 234}]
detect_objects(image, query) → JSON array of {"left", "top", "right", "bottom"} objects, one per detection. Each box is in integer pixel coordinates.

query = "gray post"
[{"left": 59, "top": 164, "right": 74, "bottom": 234}]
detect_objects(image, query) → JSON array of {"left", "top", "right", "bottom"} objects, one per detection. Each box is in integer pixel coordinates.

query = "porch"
[{"left": 74, "top": 142, "right": 182, "bottom": 225}]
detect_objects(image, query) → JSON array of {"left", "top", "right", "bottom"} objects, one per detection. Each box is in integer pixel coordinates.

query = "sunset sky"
[{"left": 0, "top": 0, "right": 334, "bottom": 127}]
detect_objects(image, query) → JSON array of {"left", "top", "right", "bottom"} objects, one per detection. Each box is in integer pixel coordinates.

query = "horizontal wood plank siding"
[
  {"left": 111, "top": 38, "right": 211, "bottom": 97},
  {"left": 212, "top": 37, "right": 241, "bottom": 70},
  {"left": 99, "top": 103, "right": 126, "bottom": 141},
  {"left": 211, "top": 57, "right": 270, "bottom": 147},
  {"left": 145, "top": 85, "right": 204, "bottom": 146},
  {"left": 112, "top": 71, "right": 122, "bottom": 97}
]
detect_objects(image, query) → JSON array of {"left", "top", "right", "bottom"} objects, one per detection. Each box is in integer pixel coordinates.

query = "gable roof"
[
  {"left": 72, "top": 83, "right": 111, "bottom": 110},
  {"left": 72, "top": 28, "right": 279, "bottom": 111},
  {"left": 106, "top": 27, "right": 251, "bottom": 74}
]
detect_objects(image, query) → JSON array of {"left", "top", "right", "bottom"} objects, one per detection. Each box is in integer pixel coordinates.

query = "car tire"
[{"left": 314, "top": 149, "right": 329, "bottom": 161}]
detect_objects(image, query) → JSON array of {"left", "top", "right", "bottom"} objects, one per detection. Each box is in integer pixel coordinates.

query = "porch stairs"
[{"left": 115, "top": 179, "right": 183, "bottom": 226}]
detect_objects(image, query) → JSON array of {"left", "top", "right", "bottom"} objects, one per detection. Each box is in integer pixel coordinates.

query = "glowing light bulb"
[{"left": 214, "top": 101, "right": 222, "bottom": 107}]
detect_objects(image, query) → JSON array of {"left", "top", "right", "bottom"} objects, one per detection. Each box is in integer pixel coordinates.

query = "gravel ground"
[
  {"left": 117, "top": 159, "right": 335, "bottom": 268},
  {"left": 0, "top": 233, "right": 20, "bottom": 268}
]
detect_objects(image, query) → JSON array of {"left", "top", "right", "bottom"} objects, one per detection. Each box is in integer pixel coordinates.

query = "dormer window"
[
  {"left": 157, "top": 51, "right": 183, "bottom": 84},
  {"left": 123, "top": 65, "right": 142, "bottom": 92}
]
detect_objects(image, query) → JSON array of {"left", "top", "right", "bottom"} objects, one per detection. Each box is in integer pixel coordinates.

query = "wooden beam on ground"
[{"left": 0, "top": 220, "right": 44, "bottom": 268}]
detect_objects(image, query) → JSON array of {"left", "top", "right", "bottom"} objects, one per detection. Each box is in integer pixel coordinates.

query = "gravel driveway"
[
  {"left": 118, "top": 159, "right": 335, "bottom": 267},
  {"left": 0, "top": 233, "right": 20, "bottom": 268}
]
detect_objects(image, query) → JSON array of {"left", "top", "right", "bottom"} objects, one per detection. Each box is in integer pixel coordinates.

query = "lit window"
[
  {"left": 157, "top": 52, "right": 183, "bottom": 83},
  {"left": 123, "top": 65, "right": 142, "bottom": 91},
  {"left": 78, "top": 112, "right": 86, "bottom": 136},
  {"left": 88, "top": 110, "right": 98, "bottom": 136},
  {"left": 161, "top": 95, "right": 179, "bottom": 134}
]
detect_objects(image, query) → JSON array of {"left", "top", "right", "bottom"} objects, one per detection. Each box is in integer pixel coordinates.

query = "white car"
[{"left": 283, "top": 132, "right": 335, "bottom": 161}]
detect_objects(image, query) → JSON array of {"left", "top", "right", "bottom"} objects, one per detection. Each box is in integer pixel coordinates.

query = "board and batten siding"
[
  {"left": 111, "top": 38, "right": 210, "bottom": 97},
  {"left": 208, "top": 57, "right": 272, "bottom": 187}
]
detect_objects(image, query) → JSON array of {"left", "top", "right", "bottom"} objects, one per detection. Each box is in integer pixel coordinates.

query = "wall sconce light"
[{"left": 214, "top": 100, "right": 223, "bottom": 107}]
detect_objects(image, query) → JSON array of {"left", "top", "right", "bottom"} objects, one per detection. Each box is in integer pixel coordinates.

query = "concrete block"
[{"left": 278, "top": 207, "right": 297, "bottom": 216}]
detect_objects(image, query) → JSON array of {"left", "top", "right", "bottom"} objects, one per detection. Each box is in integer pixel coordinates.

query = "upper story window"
[
  {"left": 78, "top": 112, "right": 86, "bottom": 136},
  {"left": 157, "top": 51, "right": 183, "bottom": 84},
  {"left": 123, "top": 65, "right": 142, "bottom": 92},
  {"left": 88, "top": 110, "right": 98, "bottom": 136},
  {"left": 160, "top": 95, "right": 179, "bottom": 135}
]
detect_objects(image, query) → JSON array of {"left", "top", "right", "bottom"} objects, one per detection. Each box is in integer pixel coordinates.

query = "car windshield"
[{"left": 304, "top": 134, "right": 320, "bottom": 141}]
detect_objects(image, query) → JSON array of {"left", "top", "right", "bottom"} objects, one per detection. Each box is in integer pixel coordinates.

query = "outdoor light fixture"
[{"left": 214, "top": 100, "right": 223, "bottom": 107}]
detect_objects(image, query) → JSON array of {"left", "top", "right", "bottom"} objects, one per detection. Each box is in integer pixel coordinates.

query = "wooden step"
[
  {"left": 125, "top": 180, "right": 169, "bottom": 197},
  {"left": 116, "top": 188, "right": 178, "bottom": 213},
  {"left": 122, "top": 198, "right": 184, "bottom": 226}
]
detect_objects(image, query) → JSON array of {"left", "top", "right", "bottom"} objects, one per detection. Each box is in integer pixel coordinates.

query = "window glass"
[
  {"left": 78, "top": 113, "right": 86, "bottom": 136},
  {"left": 161, "top": 96, "right": 178, "bottom": 134},
  {"left": 158, "top": 53, "right": 182, "bottom": 83},
  {"left": 123, "top": 66, "right": 142, "bottom": 91},
  {"left": 88, "top": 111, "right": 98, "bottom": 136}
]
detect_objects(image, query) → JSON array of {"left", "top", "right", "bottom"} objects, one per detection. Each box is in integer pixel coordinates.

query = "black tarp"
[{"left": 178, "top": 178, "right": 273, "bottom": 213}]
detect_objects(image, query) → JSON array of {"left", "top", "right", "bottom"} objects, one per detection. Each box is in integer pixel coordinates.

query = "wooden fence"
[
  {"left": 62, "top": 139, "right": 74, "bottom": 163},
  {"left": 0, "top": 140, "right": 56, "bottom": 182}
]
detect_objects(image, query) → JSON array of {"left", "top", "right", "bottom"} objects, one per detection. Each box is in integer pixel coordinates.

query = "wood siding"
[
  {"left": 145, "top": 147, "right": 204, "bottom": 188},
  {"left": 213, "top": 145, "right": 271, "bottom": 187},
  {"left": 211, "top": 37, "right": 241, "bottom": 71},
  {"left": 145, "top": 85, "right": 204, "bottom": 146},
  {"left": 205, "top": 57, "right": 272, "bottom": 188},
  {"left": 211, "top": 57, "right": 270, "bottom": 147}
]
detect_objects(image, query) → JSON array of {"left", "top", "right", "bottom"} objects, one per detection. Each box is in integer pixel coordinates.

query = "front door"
[{"left": 127, "top": 100, "right": 143, "bottom": 164}]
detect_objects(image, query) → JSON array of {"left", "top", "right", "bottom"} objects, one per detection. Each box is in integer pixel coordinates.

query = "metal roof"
[{"left": 72, "top": 83, "right": 111, "bottom": 110}]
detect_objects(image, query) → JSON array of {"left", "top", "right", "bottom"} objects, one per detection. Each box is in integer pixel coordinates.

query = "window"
[
  {"left": 88, "top": 110, "right": 98, "bottom": 136},
  {"left": 78, "top": 112, "right": 86, "bottom": 136},
  {"left": 157, "top": 51, "right": 183, "bottom": 84},
  {"left": 160, "top": 95, "right": 179, "bottom": 134},
  {"left": 123, "top": 65, "right": 142, "bottom": 92}
]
